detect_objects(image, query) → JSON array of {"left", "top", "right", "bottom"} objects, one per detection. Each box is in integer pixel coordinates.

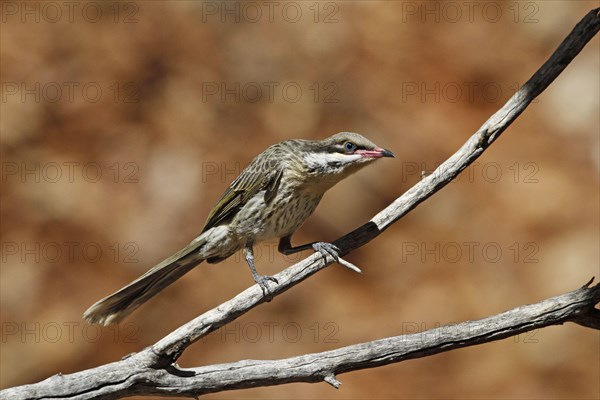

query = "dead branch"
[{"left": 5, "top": 281, "right": 598, "bottom": 399}]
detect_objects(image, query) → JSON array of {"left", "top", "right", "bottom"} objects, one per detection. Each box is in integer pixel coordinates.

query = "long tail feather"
[{"left": 83, "top": 239, "right": 206, "bottom": 325}]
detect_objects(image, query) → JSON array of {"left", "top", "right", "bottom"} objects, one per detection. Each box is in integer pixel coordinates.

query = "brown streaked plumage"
[{"left": 84, "top": 132, "right": 394, "bottom": 325}]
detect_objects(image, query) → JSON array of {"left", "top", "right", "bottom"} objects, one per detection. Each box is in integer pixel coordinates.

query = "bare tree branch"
[
  {"left": 2, "top": 7, "right": 599, "bottom": 400},
  {"left": 152, "top": 5, "right": 600, "bottom": 364},
  {"left": 4, "top": 281, "right": 599, "bottom": 399}
]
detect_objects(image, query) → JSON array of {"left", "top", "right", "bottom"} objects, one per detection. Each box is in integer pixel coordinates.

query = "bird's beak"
[{"left": 356, "top": 148, "right": 395, "bottom": 158}]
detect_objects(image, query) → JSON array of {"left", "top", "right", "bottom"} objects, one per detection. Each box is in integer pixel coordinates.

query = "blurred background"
[{"left": 1, "top": 1, "right": 598, "bottom": 398}]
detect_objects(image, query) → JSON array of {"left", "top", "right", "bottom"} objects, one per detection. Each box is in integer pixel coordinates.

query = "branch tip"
[
  {"left": 337, "top": 257, "right": 362, "bottom": 274},
  {"left": 324, "top": 374, "right": 341, "bottom": 389},
  {"left": 582, "top": 276, "right": 595, "bottom": 288}
]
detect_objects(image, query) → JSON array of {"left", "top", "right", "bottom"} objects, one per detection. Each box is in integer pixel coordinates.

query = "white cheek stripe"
[{"left": 304, "top": 152, "right": 360, "bottom": 169}]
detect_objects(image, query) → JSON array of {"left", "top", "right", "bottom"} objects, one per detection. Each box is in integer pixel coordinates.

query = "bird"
[{"left": 83, "top": 132, "right": 394, "bottom": 325}]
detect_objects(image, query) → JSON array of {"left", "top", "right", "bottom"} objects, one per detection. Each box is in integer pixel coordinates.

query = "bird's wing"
[{"left": 201, "top": 154, "right": 284, "bottom": 233}]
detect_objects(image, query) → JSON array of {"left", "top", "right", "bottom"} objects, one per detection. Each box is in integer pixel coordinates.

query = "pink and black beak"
[{"left": 356, "top": 148, "right": 395, "bottom": 158}]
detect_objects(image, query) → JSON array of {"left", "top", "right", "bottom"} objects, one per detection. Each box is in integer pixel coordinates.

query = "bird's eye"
[{"left": 344, "top": 142, "right": 357, "bottom": 153}]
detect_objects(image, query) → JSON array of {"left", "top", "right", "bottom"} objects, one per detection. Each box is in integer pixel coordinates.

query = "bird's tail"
[{"left": 83, "top": 238, "right": 206, "bottom": 326}]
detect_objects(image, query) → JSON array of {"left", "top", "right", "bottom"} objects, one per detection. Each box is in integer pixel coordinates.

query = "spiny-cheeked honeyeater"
[{"left": 84, "top": 132, "right": 394, "bottom": 325}]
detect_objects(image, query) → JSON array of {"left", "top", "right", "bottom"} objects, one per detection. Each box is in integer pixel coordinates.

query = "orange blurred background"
[{"left": 1, "top": 1, "right": 598, "bottom": 398}]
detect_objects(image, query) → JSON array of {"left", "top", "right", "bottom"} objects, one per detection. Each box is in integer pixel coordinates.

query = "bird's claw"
[
  {"left": 312, "top": 242, "right": 340, "bottom": 262},
  {"left": 255, "top": 275, "right": 279, "bottom": 301},
  {"left": 312, "top": 242, "right": 362, "bottom": 274}
]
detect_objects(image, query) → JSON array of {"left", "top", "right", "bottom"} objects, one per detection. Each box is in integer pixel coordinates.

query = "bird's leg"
[
  {"left": 279, "top": 236, "right": 339, "bottom": 260},
  {"left": 278, "top": 236, "right": 362, "bottom": 274},
  {"left": 243, "top": 245, "right": 278, "bottom": 299}
]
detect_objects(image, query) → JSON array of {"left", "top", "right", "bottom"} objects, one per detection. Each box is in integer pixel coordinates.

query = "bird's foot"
[
  {"left": 312, "top": 242, "right": 362, "bottom": 274},
  {"left": 254, "top": 274, "right": 279, "bottom": 301},
  {"left": 312, "top": 242, "right": 340, "bottom": 262}
]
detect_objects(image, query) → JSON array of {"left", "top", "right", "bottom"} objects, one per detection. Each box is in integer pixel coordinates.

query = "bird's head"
[{"left": 301, "top": 132, "right": 394, "bottom": 187}]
